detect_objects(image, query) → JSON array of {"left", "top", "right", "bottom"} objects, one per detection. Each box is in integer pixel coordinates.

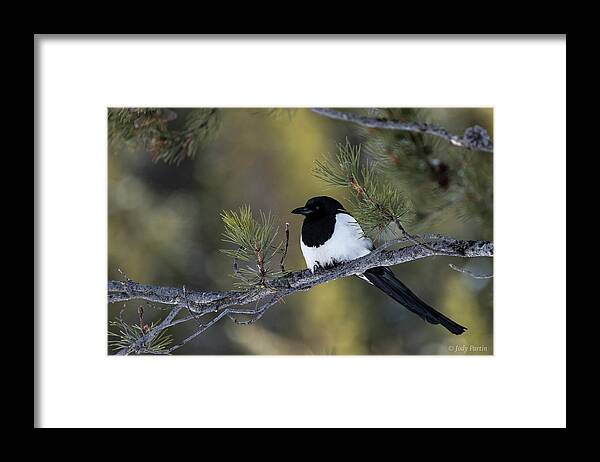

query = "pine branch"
[
  {"left": 311, "top": 108, "right": 493, "bottom": 153},
  {"left": 108, "top": 108, "right": 220, "bottom": 165},
  {"left": 220, "top": 206, "right": 284, "bottom": 286},
  {"left": 313, "top": 139, "right": 445, "bottom": 257},
  {"left": 349, "top": 109, "right": 493, "bottom": 230},
  {"left": 314, "top": 139, "right": 411, "bottom": 238},
  {"left": 108, "top": 235, "right": 493, "bottom": 355}
]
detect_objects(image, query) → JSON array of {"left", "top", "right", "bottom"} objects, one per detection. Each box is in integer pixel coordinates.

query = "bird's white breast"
[{"left": 300, "top": 213, "right": 373, "bottom": 272}]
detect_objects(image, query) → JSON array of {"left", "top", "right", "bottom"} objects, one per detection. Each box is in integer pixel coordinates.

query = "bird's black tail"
[{"left": 363, "top": 266, "right": 467, "bottom": 335}]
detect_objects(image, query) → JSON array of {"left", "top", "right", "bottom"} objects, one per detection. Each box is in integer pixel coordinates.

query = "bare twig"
[
  {"left": 228, "top": 292, "right": 288, "bottom": 326},
  {"left": 109, "top": 235, "right": 493, "bottom": 355},
  {"left": 255, "top": 247, "right": 266, "bottom": 281},
  {"left": 280, "top": 222, "right": 290, "bottom": 273},
  {"left": 232, "top": 248, "right": 242, "bottom": 277},
  {"left": 449, "top": 263, "right": 493, "bottom": 279},
  {"left": 162, "top": 309, "right": 232, "bottom": 354},
  {"left": 138, "top": 306, "right": 144, "bottom": 331},
  {"left": 392, "top": 219, "right": 453, "bottom": 256},
  {"left": 310, "top": 108, "right": 493, "bottom": 153}
]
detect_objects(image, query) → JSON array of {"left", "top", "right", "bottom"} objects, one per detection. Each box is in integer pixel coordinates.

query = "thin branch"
[
  {"left": 310, "top": 108, "right": 493, "bottom": 153},
  {"left": 115, "top": 304, "right": 184, "bottom": 356},
  {"left": 161, "top": 309, "right": 231, "bottom": 354},
  {"left": 391, "top": 219, "right": 455, "bottom": 256},
  {"left": 232, "top": 247, "right": 242, "bottom": 278},
  {"left": 109, "top": 235, "right": 493, "bottom": 354},
  {"left": 280, "top": 222, "right": 290, "bottom": 273},
  {"left": 228, "top": 292, "right": 288, "bottom": 326},
  {"left": 449, "top": 263, "right": 493, "bottom": 279}
]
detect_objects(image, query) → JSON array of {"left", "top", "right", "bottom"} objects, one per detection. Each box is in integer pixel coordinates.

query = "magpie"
[{"left": 292, "top": 196, "right": 467, "bottom": 335}]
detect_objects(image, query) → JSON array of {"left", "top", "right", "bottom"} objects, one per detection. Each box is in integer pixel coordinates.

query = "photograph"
[
  {"left": 36, "top": 35, "right": 566, "bottom": 429},
  {"left": 107, "top": 107, "right": 494, "bottom": 355}
]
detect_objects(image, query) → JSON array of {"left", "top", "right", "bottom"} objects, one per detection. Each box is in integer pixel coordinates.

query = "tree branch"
[
  {"left": 109, "top": 235, "right": 493, "bottom": 354},
  {"left": 310, "top": 108, "right": 493, "bottom": 153},
  {"left": 448, "top": 263, "right": 493, "bottom": 279}
]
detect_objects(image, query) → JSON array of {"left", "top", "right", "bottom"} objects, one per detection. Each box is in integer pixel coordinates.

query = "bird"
[{"left": 291, "top": 196, "right": 467, "bottom": 335}]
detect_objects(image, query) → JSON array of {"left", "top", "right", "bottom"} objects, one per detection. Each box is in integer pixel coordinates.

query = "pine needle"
[
  {"left": 313, "top": 138, "right": 413, "bottom": 240},
  {"left": 220, "top": 206, "right": 285, "bottom": 287}
]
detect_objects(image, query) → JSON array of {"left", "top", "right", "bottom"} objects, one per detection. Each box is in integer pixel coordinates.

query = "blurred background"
[{"left": 108, "top": 108, "right": 493, "bottom": 355}]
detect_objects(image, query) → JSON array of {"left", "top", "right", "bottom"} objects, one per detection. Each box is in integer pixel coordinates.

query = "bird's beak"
[{"left": 291, "top": 206, "right": 313, "bottom": 215}]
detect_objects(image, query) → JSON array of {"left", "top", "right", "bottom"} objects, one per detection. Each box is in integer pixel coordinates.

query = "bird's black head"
[{"left": 291, "top": 196, "right": 345, "bottom": 219}]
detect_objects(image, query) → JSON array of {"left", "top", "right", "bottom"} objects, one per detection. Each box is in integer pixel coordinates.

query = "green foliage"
[
  {"left": 108, "top": 313, "right": 173, "bottom": 355},
  {"left": 108, "top": 108, "right": 220, "bottom": 165},
  {"left": 354, "top": 108, "right": 493, "bottom": 233},
  {"left": 221, "top": 206, "right": 284, "bottom": 287},
  {"left": 313, "top": 138, "right": 412, "bottom": 240}
]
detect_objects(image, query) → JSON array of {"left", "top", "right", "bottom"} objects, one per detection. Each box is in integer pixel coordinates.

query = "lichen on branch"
[{"left": 108, "top": 235, "right": 494, "bottom": 355}]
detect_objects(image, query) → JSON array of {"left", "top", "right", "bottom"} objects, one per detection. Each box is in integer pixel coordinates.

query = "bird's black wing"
[{"left": 363, "top": 266, "right": 467, "bottom": 335}]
